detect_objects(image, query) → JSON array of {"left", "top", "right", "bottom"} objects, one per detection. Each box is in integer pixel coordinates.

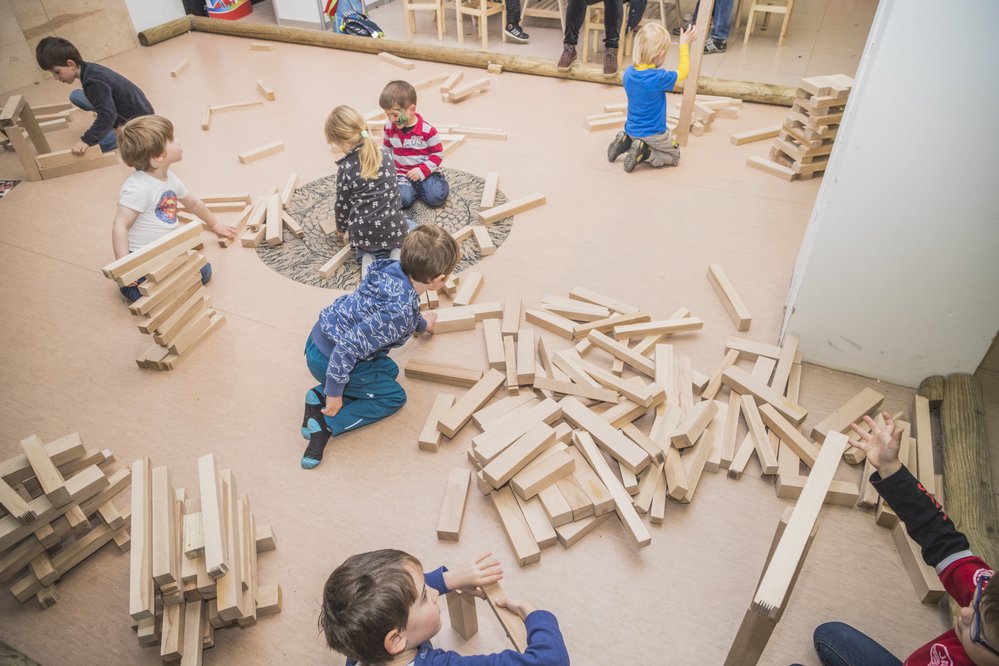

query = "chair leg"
[
  {"left": 778, "top": 0, "right": 793, "bottom": 45},
  {"left": 743, "top": 8, "right": 755, "bottom": 43},
  {"left": 457, "top": 10, "right": 465, "bottom": 42},
  {"left": 437, "top": 5, "right": 445, "bottom": 40},
  {"left": 501, "top": 7, "right": 508, "bottom": 42},
  {"left": 557, "top": 0, "right": 566, "bottom": 34},
  {"left": 404, "top": 7, "right": 415, "bottom": 40}
]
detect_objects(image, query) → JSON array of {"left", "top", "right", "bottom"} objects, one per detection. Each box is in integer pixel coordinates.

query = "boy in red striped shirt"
[{"left": 379, "top": 80, "right": 450, "bottom": 210}]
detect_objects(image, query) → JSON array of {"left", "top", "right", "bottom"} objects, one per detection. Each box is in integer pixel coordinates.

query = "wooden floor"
[{"left": 0, "top": 30, "right": 994, "bottom": 665}]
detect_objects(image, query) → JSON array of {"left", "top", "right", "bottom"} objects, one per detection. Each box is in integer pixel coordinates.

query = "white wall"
[
  {"left": 273, "top": 0, "right": 323, "bottom": 26},
  {"left": 783, "top": 0, "right": 999, "bottom": 387},
  {"left": 123, "top": 0, "right": 186, "bottom": 32}
]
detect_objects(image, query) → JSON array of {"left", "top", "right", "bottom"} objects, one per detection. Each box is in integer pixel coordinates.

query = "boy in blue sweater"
[
  {"left": 320, "top": 550, "right": 570, "bottom": 665},
  {"left": 300, "top": 223, "right": 459, "bottom": 469},
  {"left": 35, "top": 37, "right": 154, "bottom": 155}
]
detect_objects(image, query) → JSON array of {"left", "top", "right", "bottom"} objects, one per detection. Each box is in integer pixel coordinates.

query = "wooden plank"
[
  {"left": 480, "top": 172, "right": 499, "bottom": 208},
  {"left": 478, "top": 193, "right": 546, "bottom": 225},
  {"left": 747, "top": 155, "right": 796, "bottom": 180},
  {"left": 237, "top": 141, "right": 284, "bottom": 164},
  {"left": 482, "top": 424, "right": 556, "bottom": 488},
  {"left": 438, "top": 369, "right": 505, "bottom": 437},
  {"left": 453, "top": 270, "right": 483, "bottom": 306},
  {"left": 378, "top": 51, "right": 416, "bottom": 69},
  {"left": 161, "top": 599, "right": 186, "bottom": 661},
  {"left": 574, "top": 358, "right": 662, "bottom": 409},
  {"left": 437, "top": 470, "right": 471, "bottom": 541},
  {"left": 649, "top": 466, "right": 668, "bottom": 524},
  {"left": 514, "top": 493, "right": 558, "bottom": 549},
  {"left": 574, "top": 431, "right": 651, "bottom": 548},
  {"left": 537, "top": 484, "right": 573, "bottom": 527},
  {"left": 752, "top": 432, "right": 849, "bottom": 617},
  {"left": 0, "top": 478, "right": 37, "bottom": 523},
  {"left": 482, "top": 583, "right": 528, "bottom": 651},
  {"left": 264, "top": 193, "right": 283, "bottom": 246},
  {"left": 726, "top": 337, "right": 782, "bottom": 360},
  {"left": 418, "top": 393, "right": 455, "bottom": 452},
  {"left": 482, "top": 318, "right": 506, "bottom": 370},
  {"left": 912, "top": 395, "right": 936, "bottom": 495},
  {"left": 473, "top": 399, "right": 561, "bottom": 463},
  {"left": 197, "top": 455, "right": 227, "bottom": 579},
  {"left": 633, "top": 461, "right": 664, "bottom": 514},
  {"left": 532, "top": 375, "right": 617, "bottom": 402},
  {"left": 516, "top": 329, "right": 535, "bottom": 385},
  {"left": 446, "top": 590, "right": 478, "bottom": 640},
  {"left": 129, "top": 457, "right": 155, "bottom": 621},
  {"left": 561, "top": 397, "right": 650, "bottom": 474},
  {"left": 892, "top": 522, "right": 945, "bottom": 603},
  {"left": 675, "top": 0, "right": 714, "bottom": 146},
  {"left": 525, "top": 309, "right": 575, "bottom": 340},
  {"left": 103, "top": 221, "right": 204, "bottom": 280},
  {"left": 151, "top": 466, "right": 179, "bottom": 586},
  {"left": 612, "top": 317, "right": 704, "bottom": 340},
  {"left": 180, "top": 600, "right": 204, "bottom": 665},
  {"left": 448, "top": 77, "right": 490, "bottom": 102},
  {"left": 490, "top": 487, "right": 541, "bottom": 566},
  {"left": 542, "top": 296, "right": 610, "bottom": 322},
  {"left": 671, "top": 400, "right": 718, "bottom": 449},
  {"left": 472, "top": 225, "right": 496, "bottom": 256},
  {"left": 721, "top": 366, "right": 807, "bottom": 425},
  {"left": 707, "top": 264, "right": 752, "bottom": 331},
  {"left": 404, "top": 359, "right": 483, "bottom": 388},
  {"left": 758, "top": 404, "right": 820, "bottom": 468},
  {"left": 568, "top": 287, "right": 639, "bottom": 315},
  {"left": 565, "top": 446, "right": 615, "bottom": 515},
  {"left": 555, "top": 512, "right": 612, "bottom": 548},
  {"left": 810, "top": 387, "right": 884, "bottom": 443},
  {"left": 257, "top": 583, "right": 282, "bottom": 617},
  {"left": 587, "top": 330, "right": 654, "bottom": 376},
  {"left": 210, "top": 100, "right": 265, "bottom": 113},
  {"left": 730, "top": 125, "right": 781, "bottom": 145},
  {"left": 319, "top": 245, "right": 353, "bottom": 278},
  {"left": 215, "top": 470, "right": 248, "bottom": 621},
  {"left": 20, "top": 435, "right": 70, "bottom": 507},
  {"left": 511, "top": 449, "right": 574, "bottom": 500},
  {"left": 472, "top": 393, "right": 536, "bottom": 428}
]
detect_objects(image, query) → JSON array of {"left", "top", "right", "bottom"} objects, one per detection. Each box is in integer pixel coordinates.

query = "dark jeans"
[
  {"left": 398, "top": 172, "right": 449, "bottom": 209},
  {"left": 564, "top": 0, "right": 623, "bottom": 48},
  {"left": 69, "top": 89, "right": 118, "bottom": 152},
  {"left": 304, "top": 337, "right": 407, "bottom": 435},
  {"left": 505, "top": 0, "right": 521, "bottom": 21},
  {"left": 119, "top": 263, "right": 212, "bottom": 302},
  {"left": 811, "top": 622, "right": 902, "bottom": 666}
]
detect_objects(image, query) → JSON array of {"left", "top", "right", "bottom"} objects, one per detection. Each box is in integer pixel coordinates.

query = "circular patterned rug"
[{"left": 256, "top": 167, "right": 511, "bottom": 290}]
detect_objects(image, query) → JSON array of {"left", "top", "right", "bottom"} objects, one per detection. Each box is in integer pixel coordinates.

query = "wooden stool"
[
  {"left": 403, "top": 0, "right": 446, "bottom": 41},
  {"left": 456, "top": 0, "right": 507, "bottom": 51},
  {"left": 580, "top": 3, "right": 628, "bottom": 64},
  {"left": 520, "top": 0, "right": 566, "bottom": 34},
  {"left": 743, "top": 0, "right": 794, "bottom": 46}
]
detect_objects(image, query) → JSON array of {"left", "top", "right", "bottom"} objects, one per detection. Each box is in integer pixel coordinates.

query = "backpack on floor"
[{"left": 338, "top": 12, "right": 384, "bottom": 38}]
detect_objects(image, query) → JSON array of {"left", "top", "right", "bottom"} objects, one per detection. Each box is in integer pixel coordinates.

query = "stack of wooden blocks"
[
  {"left": 1, "top": 432, "right": 130, "bottom": 609},
  {"left": 747, "top": 74, "right": 853, "bottom": 181},
  {"left": 583, "top": 95, "right": 741, "bottom": 135},
  {"left": 101, "top": 221, "right": 226, "bottom": 370},
  {"left": 1, "top": 95, "right": 119, "bottom": 181},
  {"left": 129, "top": 454, "right": 281, "bottom": 664}
]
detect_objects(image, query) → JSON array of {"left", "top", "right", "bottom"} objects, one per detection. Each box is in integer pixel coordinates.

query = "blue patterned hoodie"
[{"left": 310, "top": 259, "right": 427, "bottom": 397}]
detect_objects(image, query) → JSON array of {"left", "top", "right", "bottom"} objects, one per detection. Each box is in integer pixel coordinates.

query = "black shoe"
[
  {"left": 704, "top": 38, "right": 727, "bottom": 54},
  {"left": 504, "top": 23, "right": 529, "bottom": 43},
  {"left": 671, "top": 16, "right": 693, "bottom": 35},
  {"left": 603, "top": 48, "right": 619, "bottom": 77},
  {"left": 623, "top": 139, "right": 650, "bottom": 173},
  {"left": 607, "top": 131, "right": 632, "bottom": 162}
]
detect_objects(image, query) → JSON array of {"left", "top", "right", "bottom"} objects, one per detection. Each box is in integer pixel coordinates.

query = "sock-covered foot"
[
  {"left": 301, "top": 388, "right": 325, "bottom": 438},
  {"left": 301, "top": 424, "right": 331, "bottom": 469}
]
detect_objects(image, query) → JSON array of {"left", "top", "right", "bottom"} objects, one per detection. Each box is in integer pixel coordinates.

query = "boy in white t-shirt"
[{"left": 112, "top": 115, "right": 236, "bottom": 301}]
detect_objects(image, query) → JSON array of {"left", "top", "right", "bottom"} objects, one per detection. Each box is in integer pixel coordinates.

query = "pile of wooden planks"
[
  {"left": 1, "top": 95, "right": 119, "bottom": 182},
  {"left": 747, "top": 74, "right": 853, "bottom": 181},
  {"left": 1, "top": 432, "right": 130, "bottom": 609},
  {"left": 129, "top": 454, "right": 281, "bottom": 663},
  {"left": 101, "top": 221, "right": 225, "bottom": 370},
  {"left": 586, "top": 95, "right": 741, "bottom": 136}
]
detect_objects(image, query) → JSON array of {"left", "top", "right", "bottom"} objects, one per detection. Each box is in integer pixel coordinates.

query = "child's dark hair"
[
  {"left": 400, "top": 224, "right": 460, "bottom": 283},
  {"left": 36, "top": 36, "right": 83, "bottom": 71},
  {"left": 379, "top": 80, "right": 417, "bottom": 110},
  {"left": 319, "top": 549, "right": 422, "bottom": 663},
  {"left": 118, "top": 115, "right": 174, "bottom": 171}
]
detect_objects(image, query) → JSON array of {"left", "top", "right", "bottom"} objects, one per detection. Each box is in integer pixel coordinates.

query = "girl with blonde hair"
[{"left": 325, "top": 105, "right": 408, "bottom": 275}]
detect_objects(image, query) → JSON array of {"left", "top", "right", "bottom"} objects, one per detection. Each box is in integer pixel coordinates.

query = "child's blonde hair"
[
  {"left": 633, "top": 23, "right": 670, "bottom": 66},
  {"left": 324, "top": 105, "right": 381, "bottom": 180},
  {"left": 119, "top": 115, "right": 173, "bottom": 171}
]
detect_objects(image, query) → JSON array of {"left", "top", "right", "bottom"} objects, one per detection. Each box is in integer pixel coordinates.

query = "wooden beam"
[
  {"left": 561, "top": 397, "right": 650, "bottom": 474},
  {"left": 418, "top": 393, "right": 456, "bottom": 452},
  {"left": 404, "top": 359, "right": 483, "bottom": 388},
  {"left": 446, "top": 590, "right": 478, "bottom": 640},
  {"left": 20, "top": 435, "right": 70, "bottom": 507},
  {"left": 129, "top": 457, "right": 155, "bottom": 620},
  {"left": 730, "top": 125, "right": 781, "bottom": 145},
  {"left": 437, "top": 369, "right": 505, "bottom": 437},
  {"left": 197, "top": 454, "right": 227, "bottom": 579},
  {"left": 237, "top": 141, "right": 284, "bottom": 164},
  {"left": 707, "top": 264, "right": 752, "bottom": 331},
  {"left": 489, "top": 487, "right": 542, "bottom": 566},
  {"left": 482, "top": 583, "right": 528, "bottom": 650},
  {"left": 574, "top": 431, "right": 651, "bottom": 548},
  {"left": 721, "top": 366, "right": 807, "bottom": 425},
  {"left": 810, "top": 387, "right": 884, "bottom": 443},
  {"left": 612, "top": 317, "right": 703, "bottom": 340},
  {"left": 478, "top": 193, "right": 546, "bottom": 225},
  {"left": 437, "top": 469, "right": 471, "bottom": 541}
]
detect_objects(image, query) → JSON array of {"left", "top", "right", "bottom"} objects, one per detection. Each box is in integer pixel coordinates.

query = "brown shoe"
[
  {"left": 603, "top": 48, "right": 619, "bottom": 77},
  {"left": 557, "top": 44, "right": 577, "bottom": 71}
]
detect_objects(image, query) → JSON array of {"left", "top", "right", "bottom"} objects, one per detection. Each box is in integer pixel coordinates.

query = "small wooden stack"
[
  {"left": 129, "top": 454, "right": 281, "bottom": 664},
  {"left": 101, "top": 221, "right": 226, "bottom": 370},
  {"left": 747, "top": 74, "right": 853, "bottom": 180},
  {"left": 1, "top": 432, "right": 130, "bottom": 608}
]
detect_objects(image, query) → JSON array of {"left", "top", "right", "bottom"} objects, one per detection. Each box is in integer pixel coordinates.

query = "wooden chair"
[
  {"left": 743, "top": 0, "right": 795, "bottom": 46},
  {"left": 620, "top": 0, "right": 667, "bottom": 61},
  {"left": 582, "top": 0, "right": 665, "bottom": 66},
  {"left": 519, "top": 0, "right": 566, "bottom": 34},
  {"left": 456, "top": 0, "right": 507, "bottom": 51},
  {"left": 403, "top": 0, "right": 446, "bottom": 41}
]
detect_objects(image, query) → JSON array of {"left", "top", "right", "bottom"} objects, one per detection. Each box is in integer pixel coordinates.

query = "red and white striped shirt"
[{"left": 382, "top": 113, "right": 444, "bottom": 179}]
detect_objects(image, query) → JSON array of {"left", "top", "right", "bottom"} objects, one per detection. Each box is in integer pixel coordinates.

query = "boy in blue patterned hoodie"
[{"left": 300, "top": 224, "right": 460, "bottom": 468}]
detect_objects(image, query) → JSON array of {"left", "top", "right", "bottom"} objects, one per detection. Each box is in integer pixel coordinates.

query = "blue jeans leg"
[
  {"left": 710, "top": 0, "right": 733, "bottom": 41},
  {"left": 813, "top": 622, "right": 901, "bottom": 666},
  {"left": 69, "top": 89, "right": 117, "bottom": 152},
  {"left": 419, "top": 172, "right": 450, "bottom": 208},
  {"left": 398, "top": 178, "right": 417, "bottom": 209}
]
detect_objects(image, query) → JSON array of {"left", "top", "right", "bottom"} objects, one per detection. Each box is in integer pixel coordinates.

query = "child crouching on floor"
[
  {"left": 320, "top": 550, "right": 570, "bottom": 665},
  {"left": 299, "top": 224, "right": 459, "bottom": 469},
  {"left": 608, "top": 23, "right": 695, "bottom": 173},
  {"left": 326, "top": 105, "right": 410, "bottom": 277}
]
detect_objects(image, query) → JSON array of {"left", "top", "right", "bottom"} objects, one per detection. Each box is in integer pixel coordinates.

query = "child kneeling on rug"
[
  {"left": 326, "top": 105, "right": 410, "bottom": 277},
  {"left": 608, "top": 23, "right": 694, "bottom": 173},
  {"left": 299, "top": 224, "right": 459, "bottom": 469},
  {"left": 320, "top": 550, "right": 570, "bottom": 665}
]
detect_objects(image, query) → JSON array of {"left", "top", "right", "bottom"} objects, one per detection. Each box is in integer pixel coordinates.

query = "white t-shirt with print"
[{"left": 119, "top": 170, "right": 188, "bottom": 252}]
